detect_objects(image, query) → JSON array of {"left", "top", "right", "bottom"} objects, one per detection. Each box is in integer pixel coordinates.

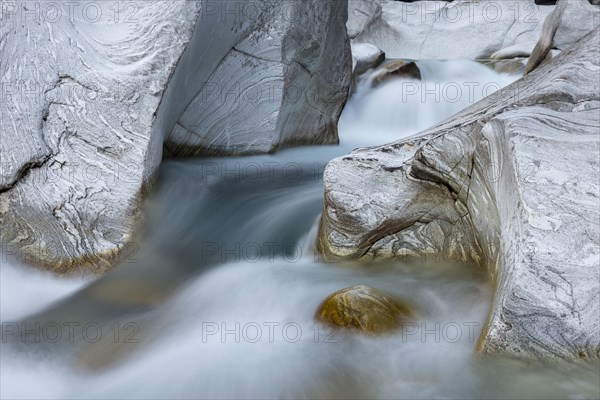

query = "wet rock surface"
[{"left": 316, "top": 285, "right": 416, "bottom": 335}]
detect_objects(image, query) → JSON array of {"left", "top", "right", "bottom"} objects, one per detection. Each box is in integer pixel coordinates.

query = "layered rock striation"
[{"left": 1, "top": 0, "right": 351, "bottom": 272}]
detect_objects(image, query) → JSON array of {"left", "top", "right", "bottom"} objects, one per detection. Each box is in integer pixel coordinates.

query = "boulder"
[
  {"left": 553, "top": 0, "right": 600, "bottom": 49},
  {"left": 315, "top": 285, "right": 415, "bottom": 334},
  {"left": 163, "top": 1, "right": 352, "bottom": 157},
  {"left": 319, "top": 28, "right": 600, "bottom": 359},
  {"left": 526, "top": 0, "right": 599, "bottom": 73},
  {"left": 0, "top": 1, "right": 200, "bottom": 273},
  {"left": 491, "top": 42, "right": 539, "bottom": 60},
  {"left": 353, "top": 0, "right": 554, "bottom": 60},
  {"left": 352, "top": 43, "right": 386, "bottom": 76},
  {"left": 0, "top": 0, "right": 352, "bottom": 272},
  {"left": 486, "top": 58, "right": 529, "bottom": 75}
]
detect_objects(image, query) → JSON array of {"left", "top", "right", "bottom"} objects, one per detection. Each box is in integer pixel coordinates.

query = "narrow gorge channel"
[{"left": 2, "top": 60, "right": 598, "bottom": 399}]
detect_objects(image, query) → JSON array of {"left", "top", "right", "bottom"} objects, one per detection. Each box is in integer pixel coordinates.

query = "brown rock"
[
  {"left": 369, "top": 60, "right": 421, "bottom": 87},
  {"left": 315, "top": 285, "right": 415, "bottom": 335}
]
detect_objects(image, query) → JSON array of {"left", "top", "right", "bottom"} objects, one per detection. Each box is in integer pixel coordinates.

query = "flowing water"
[{"left": 1, "top": 61, "right": 599, "bottom": 399}]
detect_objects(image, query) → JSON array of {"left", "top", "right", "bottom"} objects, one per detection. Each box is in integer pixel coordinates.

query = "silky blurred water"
[{"left": 2, "top": 61, "right": 598, "bottom": 400}]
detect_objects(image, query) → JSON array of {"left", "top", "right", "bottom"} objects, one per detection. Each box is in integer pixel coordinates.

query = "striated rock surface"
[
  {"left": 0, "top": 1, "right": 200, "bottom": 273},
  {"left": 319, "top": 29, "right": 600, "bottom": 359},
  {"left": 1, "top": 0, "right": 352, "bottom": 272},
  {"left": 353, "top": 0, "right": 554, "bottom": 60},
  {"left": 315, "top": 285, "right": 415, "bottom": 335},
  {"left": 163, "top": 1, "right": 352, "bottom": 157}
]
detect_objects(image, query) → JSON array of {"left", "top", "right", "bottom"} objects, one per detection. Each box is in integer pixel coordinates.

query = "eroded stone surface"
[
  {"left": 0, "top": 1, "right": 200, "bottom": 273},
  {"left": 1, "top": 0, "right": 352, "bottom": 272},
  {"left": 347, "top": 0, "right": 382, "bottom": 39},
  {"left": 353, "top": 0, "right": 555, "bottom": 60},
  {"left": 163, "top": 1, "right": 352, "bottom": 157},
  {"left": 319, "top": 29, "right": 600, "bottom": 359},
  {"left": 368, "top": 60, "right": 422, "bottom": 87}
]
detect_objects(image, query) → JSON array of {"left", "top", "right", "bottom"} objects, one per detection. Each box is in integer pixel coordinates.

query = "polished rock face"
[
  {"left": 319, "top": 29, "right": 600, "bottom": 359},
  {"left": 1, "top": 0, "right": 352, "bottom": 272},
  {"left": 352, "top": 0, "right": 555, "bottom": 60},
  {"left": 0, "top": 1, "right": 200, "bottom": 273},
  {"left": 162, "top": 0, "right": 352, "bottom": 157}
]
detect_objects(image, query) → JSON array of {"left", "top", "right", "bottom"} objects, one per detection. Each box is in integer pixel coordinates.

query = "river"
[{"left": 1, "top": 60, "right": 598, "bottom": 399}]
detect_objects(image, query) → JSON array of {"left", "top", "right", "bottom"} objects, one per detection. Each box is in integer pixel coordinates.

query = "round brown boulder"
[{"left": 315, "top": 285, "right": 415, "bottom": 335}]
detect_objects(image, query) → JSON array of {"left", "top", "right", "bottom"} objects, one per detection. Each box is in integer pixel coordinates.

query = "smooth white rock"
[
  {"left": 353, "top": 0, "right": 554, "bottom": 60},
  {"left": 553, "top": 0, "right": 600, "bottom": 49}
]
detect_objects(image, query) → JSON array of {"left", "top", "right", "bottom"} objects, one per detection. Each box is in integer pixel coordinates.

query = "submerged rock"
[
  {"left": 319, "top": 29, "right": 600, "bottom": 359},
  {"left": 0, "top": 0, "right": 352, "bottom": 272},
  {"left": 315, "top": 285, "right": 415, "bottom": 335}
]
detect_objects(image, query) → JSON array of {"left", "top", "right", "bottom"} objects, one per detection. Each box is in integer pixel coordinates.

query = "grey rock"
[
  {"left": 352, "top": 42, "right": 386, "bottom": 75},
  {"left": 319, "top": 28, "right": 600, "bottom": 359},
  {"left": 526, "top": 0, "right": 599, "bottom": 73},
  {"left": 553, "top": 0, "right": 600, "bottom": 49},
  {"left": 1, "top": 0, "right": 352, "bottom": 272},
  {"left": 163, "top": 1, "right": 352, "bottom": 157},
  {"left": 347, "top": 0, "right": 382, "bottom": 39},
  {"left": 0, "top": 1, "right": 200, "bottom": 273},
  {"left": 353, "top": 0, "right": 554, "bottom": 60},
  {"left": 491, "top": 42, "right": 539, "bottom": 60}
]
